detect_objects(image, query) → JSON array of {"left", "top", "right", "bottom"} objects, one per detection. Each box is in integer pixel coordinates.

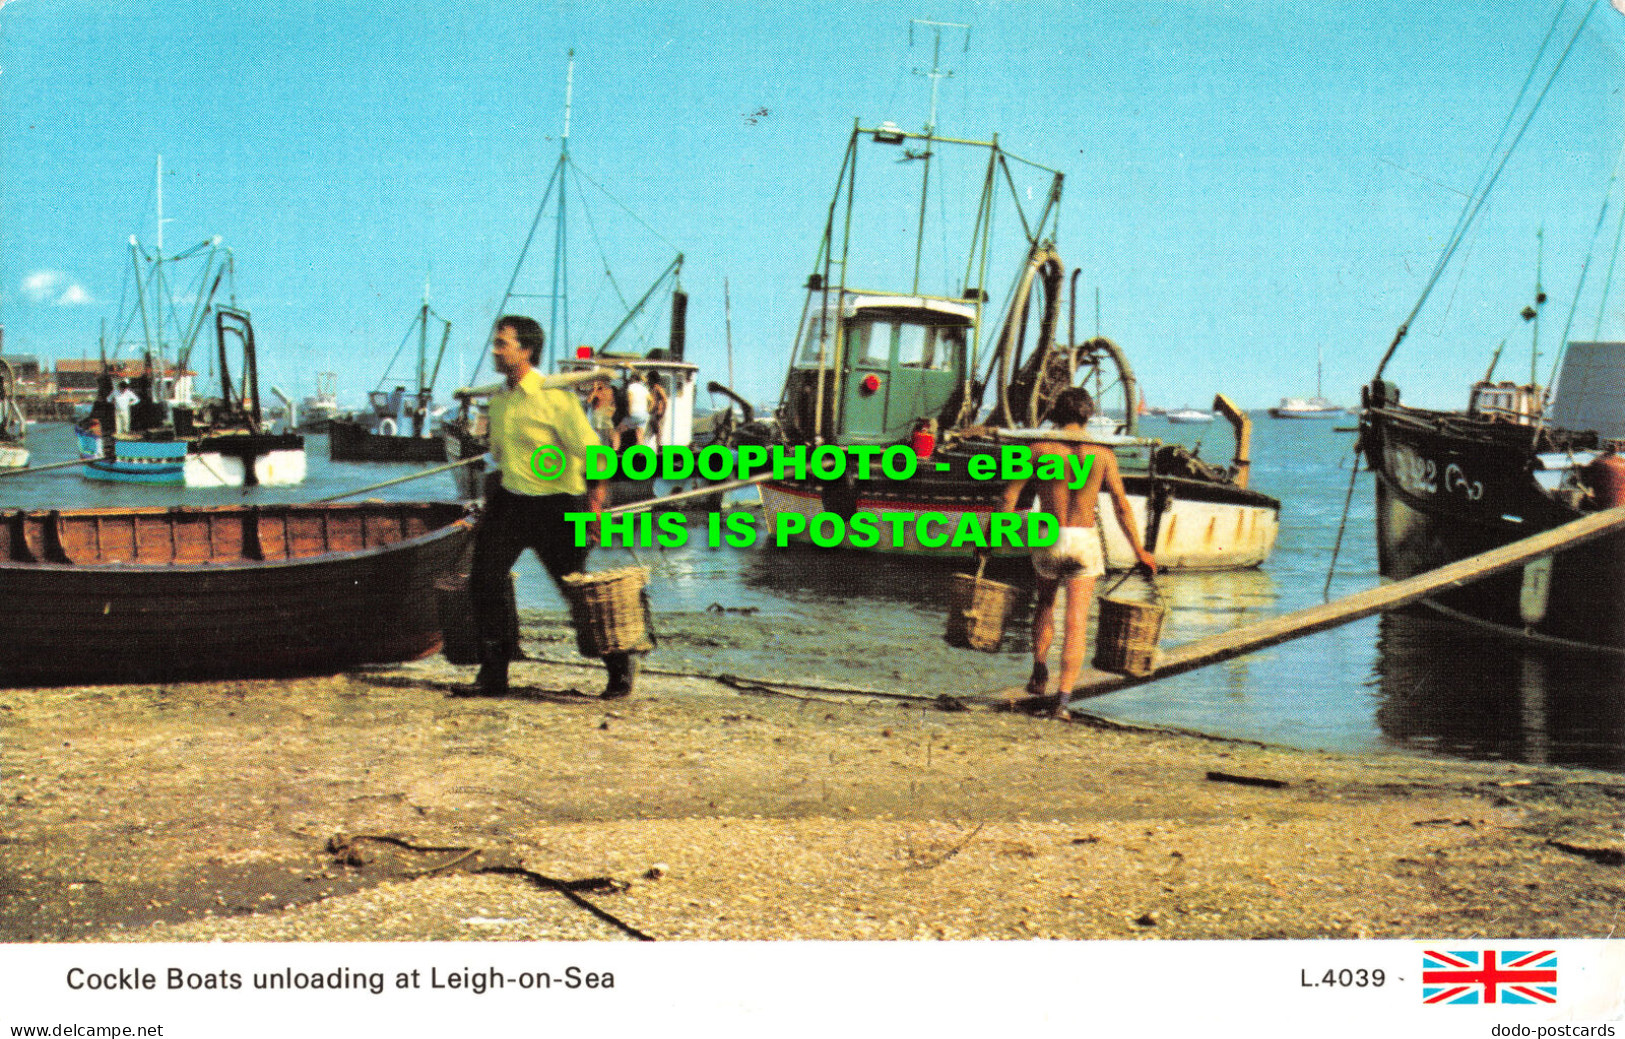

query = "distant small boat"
[
  {"left": 296, "top": 371, "right": 342, "bottom": 433},
  {"left": 0, "top": 501, "right": 473, "bottom": 686},
  {"left": 1268, "top": 396, "right": 1344, "bottom": 419},
  {"left": 1164, "top": 407, "right": 1214, "bottom": 424},
  {"left": 1270, "top": 347, "right": 1342, "bottom": 418}
]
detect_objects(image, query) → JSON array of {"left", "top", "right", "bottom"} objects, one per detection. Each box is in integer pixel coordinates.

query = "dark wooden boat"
[
  {"left": 1355, "top": 19, "right": 1625, "bottom": 656},
  {"left": 330, "top": 288, "right": 453, "bottom": 464},
  {"left": 0, "top": 500, "right": 474, "bottom": 685},
  {"left": 1361, "top": 371, "right": 1625, "bottom": 654},
  {"left": 328, "top": 417, "right": 448, "bottom": 463}
]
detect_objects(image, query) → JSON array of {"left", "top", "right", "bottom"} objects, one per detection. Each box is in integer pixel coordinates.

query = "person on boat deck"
[
  {"left": 620, "top": 371, "right": 651, "bottom": 446},
  {"left": 645, "top": 371, "right": 669, "bottom": 448},
  {"left": 585, "top": 378, "right": 618, "bottom": 450},
  {"left": 110, "top": 380, "right": 139, "bottom": 435},
  {"left": 989, "top": 387, "right": 1157, "bottom": 721},
  {"left": 461, "top": 315, "right": 639, "bottom": 698}
]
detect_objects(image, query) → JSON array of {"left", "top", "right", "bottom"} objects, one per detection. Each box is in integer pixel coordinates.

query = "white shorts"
[
  {"left": 1032, "top": 526, "right": 1105, "bottom": 581},
  {"left": 619, "top": 410, "right": 650, "bottom": 431}
]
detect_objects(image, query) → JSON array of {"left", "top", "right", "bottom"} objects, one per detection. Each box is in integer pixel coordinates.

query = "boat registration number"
[
  {"left": 1388, "top": 445, "right": 1484, "bottom": 501},
  {"left": 1389, "top": 445, "right": 1437, "bottom": 496}
]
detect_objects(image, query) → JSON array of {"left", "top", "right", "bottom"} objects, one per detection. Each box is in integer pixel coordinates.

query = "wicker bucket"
[
  {"left": 1092, "top": 572, "right": 1165, "bottom": 676},
  {"left": 562, "top": 566, "right": 654, "bottom": 657},
  {"left": 435, "top": 571, "right": 518, "bottom": 665},
  {"left": 944, "top": 563, "right": 1019, "bottom": 653}
]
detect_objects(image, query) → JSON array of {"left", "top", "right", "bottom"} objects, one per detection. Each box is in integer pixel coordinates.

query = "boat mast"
[
  {"left": 152, "top": 155, "right": 167, "bottom": 400},
  {"left": 418, "top": 275, "right": 430, "bottom": 396},
  {"left": 1529, "top": 228, "right": 1545, "bottom": 389},
  {"left": 549, "top": 50, "right": 575, "bottom": 371},
  {"left": 908, "top": 19, "right": 967, "bottom": 295}
]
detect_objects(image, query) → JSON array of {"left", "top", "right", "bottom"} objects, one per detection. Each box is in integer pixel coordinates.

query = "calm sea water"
[{"left": 9, "top": 418, "right": 1622, "bottom": 773}]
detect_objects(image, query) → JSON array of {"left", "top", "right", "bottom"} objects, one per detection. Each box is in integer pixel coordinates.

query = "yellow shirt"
[{"left": 486, "top": 368, "right": 601, "bottom": 496}]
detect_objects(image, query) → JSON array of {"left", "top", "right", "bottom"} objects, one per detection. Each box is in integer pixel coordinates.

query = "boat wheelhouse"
[{"left": 733, "top": 103, "right": 1279, "bottom": 569}]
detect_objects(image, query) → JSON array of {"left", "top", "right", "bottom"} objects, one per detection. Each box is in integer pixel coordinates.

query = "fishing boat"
[
  {"left": 1269, "top": 347, "right": 1343, "bottom": 419},
  {"left": 0, "top": 500, "right": 474, "bottom": 685},
  {"left": 296, "top": 372, "right": 342, "bottom": 433},
  {"left": 1358, "top": 7, "right": 1625, "bottom": 655},
  {"left": 722, "top": 27, "right": 1279, "bottom": 569},
  {"left": 329, "top": 283, "right": 452, "bottom": 463},
  {"left": 0, "top": 358, "right": 28, "bottom": 468},
  {"left": 73, "top": 159, "right": 305, "bottom": 487},
  {"left": 1362, "top": 343, "right": 1625, "bottom": 653}
]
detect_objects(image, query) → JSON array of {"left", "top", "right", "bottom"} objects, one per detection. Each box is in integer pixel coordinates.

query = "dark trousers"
[{"left": 470, "top": 483, "right": 589, "bottom": 656}]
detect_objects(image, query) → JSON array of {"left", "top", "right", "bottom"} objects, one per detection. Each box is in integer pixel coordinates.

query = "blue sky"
[{"left": 2, "top": 0, "right": 1623, "bottom": 412}]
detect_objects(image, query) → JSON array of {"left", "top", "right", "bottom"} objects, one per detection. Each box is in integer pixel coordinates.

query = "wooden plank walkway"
[{"left": 987, "top": 503, "right": 1625, "bottom": 706}]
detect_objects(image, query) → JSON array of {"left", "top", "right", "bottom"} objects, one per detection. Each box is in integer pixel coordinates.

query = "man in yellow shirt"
[{"left": 465, "top": 315, "right": 638, "bottom": 697}]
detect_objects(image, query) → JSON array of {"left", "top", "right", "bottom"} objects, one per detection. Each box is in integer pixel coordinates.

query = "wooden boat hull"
[
  {"left": 329, "top": 419, "right": 448, "bottom": 463},
  {"left": 1362, "top": 403, "right": 1625, "bottom": 653},
  {"left": 759, "top": 466, "right": 1279, "bottom": 569},
  {"left": 0, "top": 501, "right": 475, "bottom": 685},
  {"left": 76, "top": 429, "right": 306, "bottom": 487}
]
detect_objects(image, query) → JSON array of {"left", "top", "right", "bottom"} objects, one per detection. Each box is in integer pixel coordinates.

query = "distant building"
[
  {"left": 1, "top": 354, "right": 45, "bottom": 386},
  {"left": 54, "top": 359, "right": 197, "bottom": 398}
]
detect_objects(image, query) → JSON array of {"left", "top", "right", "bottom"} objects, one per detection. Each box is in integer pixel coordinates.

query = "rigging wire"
[
  {"left": 1593, "top": 151, "right": 1625, "bottom": 339},
  {"left": 569, "top": 160, "right": 634, "bottom": 324},
  {"left": 1330, "top": 0, "right": 1599, "bottom": 596},
  {"left": 569, "top": 161, "right": 682, "bottom": 256},
  {"left": 1532, "top": 135, "right": 1625, "bottom": 444},
  {"left": 1373, "top": 0, "right": 1600, "bottom": 379}
]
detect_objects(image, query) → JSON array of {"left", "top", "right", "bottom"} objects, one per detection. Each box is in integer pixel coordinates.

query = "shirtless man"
[{"left": 996, "top": 387, "right": 1157, "bottom": 719}]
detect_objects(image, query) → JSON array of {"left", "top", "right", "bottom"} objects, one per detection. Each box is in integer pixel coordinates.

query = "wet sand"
[{"left": 2, "top": 650, "right": 1621, "bottom": 942}]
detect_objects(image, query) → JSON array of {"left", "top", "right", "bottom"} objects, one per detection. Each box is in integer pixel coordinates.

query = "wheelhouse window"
[
  {"left": 897, "top": 323, "right": 963, "bottom": 371},
  {"left": 849, "top": 320, "right": 893, "bottom": 366},
  {"left": 795, "top": 311, "right": 836, "bottom": 368}
]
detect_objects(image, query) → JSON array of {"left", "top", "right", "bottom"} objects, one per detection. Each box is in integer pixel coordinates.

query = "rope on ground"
[
  {"left": 327, "top": 833, "right": 654, "bottom": 941},
  {"left": 507, "top": 653, "right": 948, "bottom": 704},
  {"left": 903, "top": 823, "right": 985, "bottom": 872}
]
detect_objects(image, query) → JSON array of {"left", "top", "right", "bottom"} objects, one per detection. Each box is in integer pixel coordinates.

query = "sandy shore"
[{"left": 2, "top": 650, "right": 1621, "bottom": 942}]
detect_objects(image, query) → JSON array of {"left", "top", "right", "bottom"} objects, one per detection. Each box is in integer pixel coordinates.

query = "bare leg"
[
  {"left": 1054, "top": 574, "right": 1096, "bottom": 717},
  {"left": 1029, "top": 578, "right": 1059, "bottom": 695}
]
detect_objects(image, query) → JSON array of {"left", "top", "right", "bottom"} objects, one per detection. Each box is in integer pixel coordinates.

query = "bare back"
[{"left": 1030, "top": 440, "right": 1112, "bottom": 528}]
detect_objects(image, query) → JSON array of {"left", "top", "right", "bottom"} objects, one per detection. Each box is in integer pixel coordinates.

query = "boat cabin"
[
  {"left": 1467, "top": 380, "right": 1543, "bottom": 425},
  {"left": 783, "top": 292, "right": 974, "bottom": 445},
  {"left": 559, "top": 354, "right": 700, "bottom": 449}
]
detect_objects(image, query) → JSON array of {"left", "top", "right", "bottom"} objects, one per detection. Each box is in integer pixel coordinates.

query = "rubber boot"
[
  {"left": 472, "top": 638, "right": 510, "bottom": 696},
  {"left": 602, "top": 652, "right": 637, "bottom": 699}
]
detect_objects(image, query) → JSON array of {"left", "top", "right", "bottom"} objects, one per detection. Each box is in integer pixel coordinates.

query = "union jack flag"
[{"left": 1423, "top": 949, "right": 1557, "bottom": 1005}]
